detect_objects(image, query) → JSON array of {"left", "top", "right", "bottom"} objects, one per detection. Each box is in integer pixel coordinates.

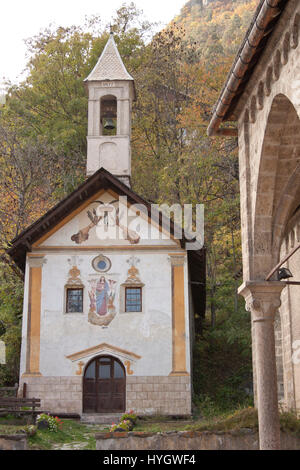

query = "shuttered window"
[
  {"left": 125, "top": 287, "right": 142, "bottom": 312},
  {"left": 66, "top": 288, "right": 83, "bottom": 313}
]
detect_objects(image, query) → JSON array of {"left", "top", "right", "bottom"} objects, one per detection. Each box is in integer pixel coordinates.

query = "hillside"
[{"left": 174, "top": 0, "right": 260, "bottom": 58}]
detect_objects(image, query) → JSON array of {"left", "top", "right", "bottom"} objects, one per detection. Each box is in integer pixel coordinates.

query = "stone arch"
[
  {"left": 273, "top": 164, "right": 300, "bottom": 255},
  {"left": 252, "top": 94, "right": 300, "bottom": 278}
]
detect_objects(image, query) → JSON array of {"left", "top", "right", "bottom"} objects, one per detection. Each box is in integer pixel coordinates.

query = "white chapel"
[{"left": 8, "top": 33, "right": 205, "bottom": 418}]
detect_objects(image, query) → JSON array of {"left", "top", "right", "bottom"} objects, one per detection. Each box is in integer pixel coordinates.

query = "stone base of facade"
[
  {"left": 20, "top": 376, "right": 82, "bottom": 414},
  {"left": 20, "top": 375, "right": 191, "bottom": 416},
  {"left": 126, "top": 376, "right": 191, "bottom": 416}
]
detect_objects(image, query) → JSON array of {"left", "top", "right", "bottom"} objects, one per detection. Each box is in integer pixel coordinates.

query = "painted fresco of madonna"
[
  {"left": 96, "top": 276, "right": 110, "bottom": 316},
  {"left": 88, "top": 276, "right": 117, "bottom": 326}
]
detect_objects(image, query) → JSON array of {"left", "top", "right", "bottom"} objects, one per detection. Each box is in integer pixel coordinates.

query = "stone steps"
[{"left": 81, "top": 413, "right": 123, "bottom": 425}]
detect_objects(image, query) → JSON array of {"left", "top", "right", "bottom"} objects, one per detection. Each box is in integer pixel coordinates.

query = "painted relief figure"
[
  {"left": 88, "top": 276, "right": 117, "bottom": 326},
  {"left": 71, "top": 209, "right": 101, "bottom": 244},
  {"left": 71, "top": 200, "right": 141, "bottom": 245}
]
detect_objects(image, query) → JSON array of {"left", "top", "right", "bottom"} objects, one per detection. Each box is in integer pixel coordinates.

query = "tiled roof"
[{"left": 85, "top": 33, "right": 134, "bottom": 82}]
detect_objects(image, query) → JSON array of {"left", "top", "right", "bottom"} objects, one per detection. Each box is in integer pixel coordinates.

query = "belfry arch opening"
[{"left": 100, "top": 95, "right": 117, "bottom": 136}]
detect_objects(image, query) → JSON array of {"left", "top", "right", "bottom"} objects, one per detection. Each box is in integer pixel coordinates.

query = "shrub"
[
  {"left": 279, "top": 411, "right": 300, "bottom": 437},
  {"left": 23, "top": 425, "right": 37, "bottom": 436},
  {"left": 110, "top": 419, "right": 131, "bottom": 432},
  {"left": 121, "top": 410, "right": 137, "bottom": 425}
]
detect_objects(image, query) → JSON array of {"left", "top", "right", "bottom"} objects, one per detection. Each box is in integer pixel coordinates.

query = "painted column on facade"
[
  {"left": 169, "top": 255, "right": 189, "bottom": 377},
  {"left": 23, "top": 255, "right": 45, "bottom": 377}
]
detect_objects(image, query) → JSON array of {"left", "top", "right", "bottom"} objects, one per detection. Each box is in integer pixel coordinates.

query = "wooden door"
[{"left": 83, "top": 356, "right": 126, "bottom": 413}]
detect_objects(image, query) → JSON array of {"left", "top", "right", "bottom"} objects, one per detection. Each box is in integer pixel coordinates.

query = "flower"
[{"left": 36, "top": 413, "right": 63, "bottom": 432}]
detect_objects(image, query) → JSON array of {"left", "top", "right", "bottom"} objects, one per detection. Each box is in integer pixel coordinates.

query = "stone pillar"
[
  {"left": 122, "top": 99, "right": 130, "bottom": 135},
  {"left": 95, "top": 100, "right": 100, "bottom": 136},
  {"left": 169, "top": 255, "right": 189, "bottom": 376},
  {"left": 87, "top": 99, "right": 94, "bottom": 136},
  {"left": 117, "top": 99, "right": 121, "bottom": 136},
  {"left": 23, "top": 255, "right": 45, "bottom": 377},
  {"left": 239, "top": 281, "right": 286, "bottom": 450}
]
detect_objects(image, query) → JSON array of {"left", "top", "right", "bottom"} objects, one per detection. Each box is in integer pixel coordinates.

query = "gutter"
[{"left": 207, "top": 0, "right": 282, "bottom": 137}]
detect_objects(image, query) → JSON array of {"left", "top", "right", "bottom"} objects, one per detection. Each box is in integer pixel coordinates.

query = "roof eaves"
[{"left": 207, "top": 0, "right": 286, "bottom": 136}]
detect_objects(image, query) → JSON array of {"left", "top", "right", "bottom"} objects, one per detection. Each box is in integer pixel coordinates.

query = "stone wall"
[
  {"left": 20, "top": 375, "right": 191, "bottom": 416},
  {"left": 20, "top": 376, "right": 82, "bottom": 415},
  {"left": 95, "top": 430, "right": 300, "bottom": 451},
  {"left": 126, "top": 376, "right": 191, "bottom": 416},
  {"left": 279, "top": 210, "right": 300, "bottom": 410},
  {"left": 0, "top": 435, "right": 27, "bottom": 450}
]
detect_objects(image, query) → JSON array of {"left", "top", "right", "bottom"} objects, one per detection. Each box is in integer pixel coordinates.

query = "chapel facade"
[{"left": 8, "top": 33, "right": 205, "bottom": 418}]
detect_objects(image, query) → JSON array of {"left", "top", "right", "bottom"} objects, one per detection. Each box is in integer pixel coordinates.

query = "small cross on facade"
[{"left": 127, "top": 255, "right": 140, "bottom": 268}]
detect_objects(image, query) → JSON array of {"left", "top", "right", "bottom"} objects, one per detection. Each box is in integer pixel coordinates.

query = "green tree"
[{"left": 0, "top": 262, "right": 23, "bottom": 385}]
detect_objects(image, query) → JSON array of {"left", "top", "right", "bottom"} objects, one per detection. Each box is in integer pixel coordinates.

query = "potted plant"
[
  {"left": 110, "top": 419, "right": 131, "bottom": 433},
  {"left": 36, "top": 413, "right": 63, "bottom": 432},
  {"left": 121, "top": 410, "right": 137, "bottom": 427}
]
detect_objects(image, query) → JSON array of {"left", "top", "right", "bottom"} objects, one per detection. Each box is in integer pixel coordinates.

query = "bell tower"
[{"left": 84, "top": 33, "right": 135, "bottom": 186}]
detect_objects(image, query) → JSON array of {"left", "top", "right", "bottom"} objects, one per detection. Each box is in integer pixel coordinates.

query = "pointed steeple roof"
[{"left": 84, "top": 33, "right": 134, "bottom": 82}]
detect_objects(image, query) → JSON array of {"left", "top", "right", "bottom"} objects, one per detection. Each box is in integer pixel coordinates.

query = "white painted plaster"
[{"left": 20, "top": 248, "right": 191, "bottom": 378}]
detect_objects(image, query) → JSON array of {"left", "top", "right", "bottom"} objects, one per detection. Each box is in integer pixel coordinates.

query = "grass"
[
  {"left": 0, "top": 414, "right": 33, "bottom": 434},
  {"left": 187, "top": 408, "right": 300, "bottom": 436},
  {"left": 0, "top": 414, "right": 31, "bottom": 424},
  {"left": 0, "top": 417, "right": 107, "bottom": 450},
  {"left": 134, "top": 420, "right": 192, "bottom": 433},
  {"left": 132, "top": 408, "right": 258, "bottom": 434},
  {"left": 134, "top": 408, "right": 300, "bottom": 437},
  {"left": 187, "top": 407, "right": 258, "bottom": 433},
  {"left": 0, "top": 408, "right": 299, "bottom": 449},
  {"left": 0, "top": 424, "right": 29, "bottom": 435},
  {"left": 28, "top": 419, "right": 105, "bottom": 450}
]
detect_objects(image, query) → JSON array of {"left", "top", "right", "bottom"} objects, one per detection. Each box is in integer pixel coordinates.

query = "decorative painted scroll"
[
  {"left": 76, "top": 361, "right": 85, "bottom": 376},
  {"left": 124, "top": 360, "right": 134, "bottom": 375}
]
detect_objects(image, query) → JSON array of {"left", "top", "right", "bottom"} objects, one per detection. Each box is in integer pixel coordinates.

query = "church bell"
[{"left": 103, "top": 118, "right": 116, "bottom": 131}]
